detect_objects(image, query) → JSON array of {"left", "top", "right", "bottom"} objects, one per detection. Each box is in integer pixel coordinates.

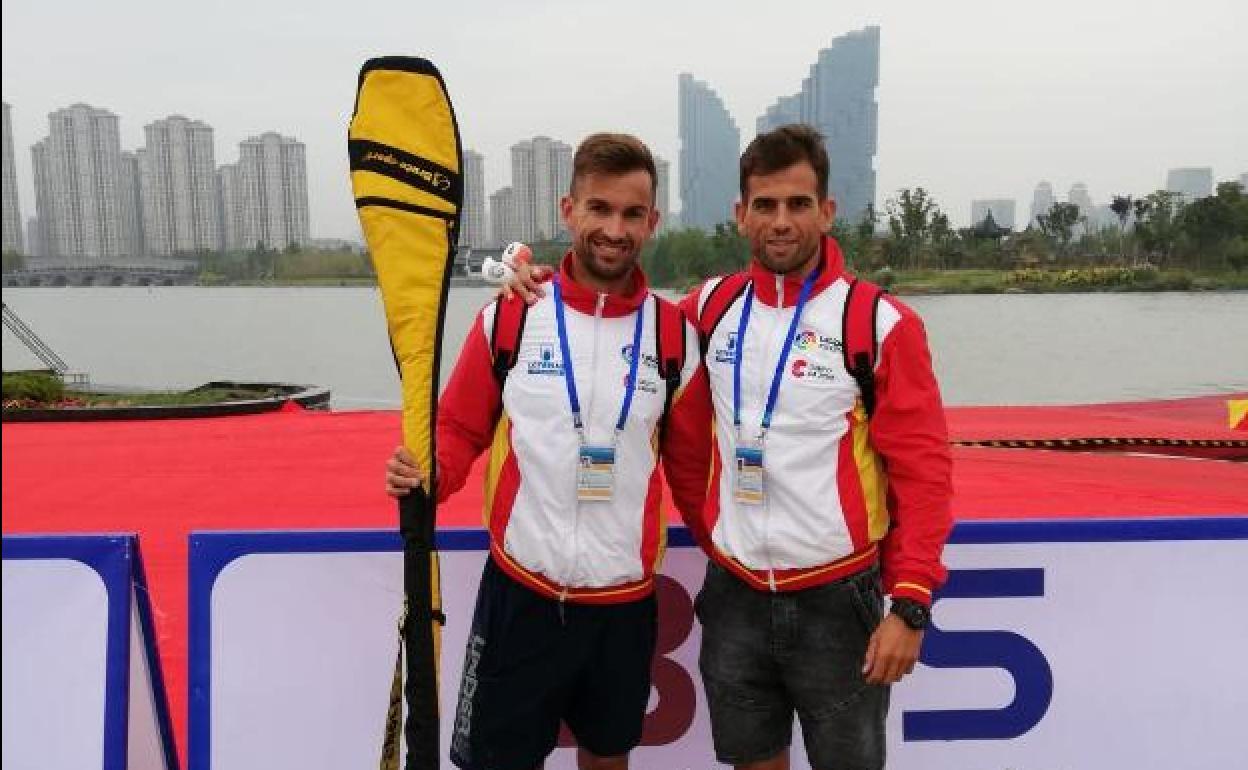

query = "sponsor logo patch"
[
  {"left": 620, "top": 344, "right": 660, "bottom": 369},
  {"left": 790, "top": 358, "right": 837, "bottom": 381},
  {"left": 713, "top": 332, "right": 739, "bottom": 364},
  {"left": 795, "top": 329, "right": 843, "bottom": 353},
  {"left": 527, "top": 344, "right": 564, "bottom": 375}
]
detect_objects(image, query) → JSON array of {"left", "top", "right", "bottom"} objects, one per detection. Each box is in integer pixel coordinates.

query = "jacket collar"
[
  {"left": 747, "top": 236, "right": 846, "bottom": 307},
  {"left": 556, "top": 252, "right": 649, "bottom": 317}
]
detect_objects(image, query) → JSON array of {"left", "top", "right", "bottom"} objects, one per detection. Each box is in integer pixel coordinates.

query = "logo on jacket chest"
[
  {"left": 712, "top": 332, "right": 738, "bottom": 365},
  {"left": 620, "top": 344, "right": 660, "bottom": 369},
  {"left": 795, "top": 329, "right": 843, "bottom": 353},
  {"left": 790, "top": 358, "right": 838, "bottom": 381},
  {"left": 626, "top": 375, "right": 661, "bottom": 394},
  {"left": 526, "top": 344, "right": 565, "bottom": 376}
]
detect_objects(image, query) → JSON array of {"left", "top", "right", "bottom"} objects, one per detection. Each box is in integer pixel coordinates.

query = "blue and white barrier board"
[
  {"left": 189, "top": 518, "right": 1248, "bottom": 769},
  {"left": 2, "top": 534, "right": 178, "bottom": 770}
]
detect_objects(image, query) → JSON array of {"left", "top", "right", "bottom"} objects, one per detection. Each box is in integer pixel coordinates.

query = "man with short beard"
[
  {"left": 496, "top": 125, "right": 953, "bottom": 770},
  {"left": 680, "top": 125, "right": 952, "bottom": 770},
  {"left": 385, "top": 133, "right": 712, "bottom": 770}
]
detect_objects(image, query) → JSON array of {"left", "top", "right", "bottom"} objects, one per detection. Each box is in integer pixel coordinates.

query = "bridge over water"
[{"left": 3, "top": 264, "right": 198, "bottom": 288}]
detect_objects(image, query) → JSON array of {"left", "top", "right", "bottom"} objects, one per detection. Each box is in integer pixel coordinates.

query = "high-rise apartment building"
[
  {"left": 118, "top": 151, "right": 144, "bottom": 256},
  {"left": 756, "top": 26, "right": 880, "bottom": 224},
  {"left": 1068, "top": 182, "right": 1093, "bottom": 214},
  {"left": 1030, "top": 181, "right": 1055, "bottom": 226},
  {"left": 490, "top": 186, "right": 517, "bottom": 247},
  {"left": 140, "top": 116, "right": 220, "bottom": 255},
  {"left": 30, "top": 140, "right": 52, "bottom": 259},
  {"left": 511, "top": 137, "right": 572, "bottom": 242},
  {"left": 236, "top": 132, "right": 309, "bottom": 250},
  {"left": 1067, "top": 183, "right": 1096, "bottom": 235},
  {"left": 1166, "top": 167, "right": 1213, "bottom": 202},
  {"left": 31, "top": 104, "right": 127, "bottom": 262},
  {"left": 971, "top": 199, "right": 1016, "bottom": 230},
  {"left": 25, "top": 217, "right": 40, "bottom": 257},
  {"left": 461, "top": 150, "right": 487, "bottom": 249},
  {"left": 679, "top": 73, "right": 740, "bottom": 231},
  {"left": 216, "top": 163, "right": 247, "bottom": 252},
  {"left": 655, "top": 157, "right": 671, "bottom": 231},
  {"left": 1238, "top": 172, "right": 1247, "bottom": 190},
  {"left": 2, "top": 102, "right": 23, "bottom": 254}
]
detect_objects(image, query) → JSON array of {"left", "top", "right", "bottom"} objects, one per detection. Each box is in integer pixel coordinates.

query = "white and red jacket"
[
  {"left": 435, "top": 255, "right": 711, "bottom": 604},
  {"left": 681, "top": 236, "right": 953, "bottom": 606}
]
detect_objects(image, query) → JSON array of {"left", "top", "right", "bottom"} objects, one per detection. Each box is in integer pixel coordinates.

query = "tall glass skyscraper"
[
  {"left": 678, "top": 73, "right": 740, "bottom": 231},
  {"left": 757, "top": 26, "right": 880, "bottom": 224}
]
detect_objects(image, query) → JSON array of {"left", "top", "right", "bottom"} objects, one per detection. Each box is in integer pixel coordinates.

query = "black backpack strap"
[
  {"left": 488, "top": 296, "right": 529, "bottom": 386},
  {"left": 842, "top": 277, "right": 885, "bottom": 419},
  {"left": 653, "top": 297, "right": 687, "bottom": 435}
]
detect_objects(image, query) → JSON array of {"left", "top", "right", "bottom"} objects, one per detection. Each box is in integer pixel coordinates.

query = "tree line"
[
  {"left": 526, "top": 181, "right": 1246, "bottom": 290},
  {"left": 6, "top": 182, "right": 1242, "bottom": 287},
  {"left": 196, "top": 243, "right": 375, "bottom": 283},
  {"left": 835, "top": 181, "right": 1248, "bottom": 275}
]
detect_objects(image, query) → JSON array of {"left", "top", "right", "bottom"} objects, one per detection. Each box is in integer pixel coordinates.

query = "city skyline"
[
  {"left": 3, "top": 98, "right": 1244, "bottom": 256},
  {"left": 13, "top": 100, "right": 310, "bottom": 260},
  {"left": 2, "top": 0, "right": 1246, "bottom": 242}
]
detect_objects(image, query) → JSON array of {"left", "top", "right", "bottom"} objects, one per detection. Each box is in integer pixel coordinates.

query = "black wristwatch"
[{"left": 890, "top": 598, "right": 931, "bottom": 630}]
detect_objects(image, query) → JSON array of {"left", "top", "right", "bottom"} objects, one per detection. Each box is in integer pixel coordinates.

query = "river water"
[{"left": 2, "top": 287, "right": 1245, "bottom": 408}]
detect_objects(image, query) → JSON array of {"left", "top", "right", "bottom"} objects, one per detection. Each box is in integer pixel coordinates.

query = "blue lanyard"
[
  {"left": 732, "top": 268, "right": 821, "bottom": 437},
  {"left": 552, "top": 277, "right": 647, "bottom": 440}
]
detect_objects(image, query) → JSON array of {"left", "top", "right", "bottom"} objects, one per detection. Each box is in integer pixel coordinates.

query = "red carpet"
[{"left": 4, "top": 396, "right": 1247, "bottom": 759}]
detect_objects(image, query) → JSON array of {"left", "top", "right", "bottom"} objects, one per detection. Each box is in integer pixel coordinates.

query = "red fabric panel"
[
  {"left": 949, "top": 393, "right": 1248, "bottom": 442},
  {"left": 4, "top": 401, "right": 1246, "bottom": 758}
]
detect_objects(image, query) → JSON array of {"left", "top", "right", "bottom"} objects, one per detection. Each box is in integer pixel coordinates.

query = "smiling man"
[
  {"left": 385, "top": 133, "right": 711, "bottom": 770},
  {"left": 682, "top": 125, "right": 952, "bottom": 770}
]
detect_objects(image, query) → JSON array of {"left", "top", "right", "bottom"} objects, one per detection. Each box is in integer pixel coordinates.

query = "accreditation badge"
[
  {"left": 577, "top": 445, "right": 616, "bottom": 502},
  {"left": 734, "top": 443, "right": 766, "bottom": 505}
]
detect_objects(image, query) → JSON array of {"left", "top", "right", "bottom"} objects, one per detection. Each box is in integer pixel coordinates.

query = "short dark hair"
[
  {"left": 739, "top": 124, "right": 830, "bottom": 201},
  {"left": 571, "top": 133, "right": 657, "bottom": 200}
]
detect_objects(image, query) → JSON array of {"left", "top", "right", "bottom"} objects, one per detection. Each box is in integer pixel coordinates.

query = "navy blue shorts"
[{"left": 449, "top": 558, "right": 657, "bottom": 770}]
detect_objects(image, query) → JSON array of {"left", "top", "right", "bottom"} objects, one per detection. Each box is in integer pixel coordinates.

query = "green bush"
[
  {"left": 1225, "top": 238, "right": 1248, "bottom": 272},
  {"left": 2, "top": 371, "right": 65, "bottom": 404},
  {"left": 871, "top": 266, "right": 896, "bottom": 290}
]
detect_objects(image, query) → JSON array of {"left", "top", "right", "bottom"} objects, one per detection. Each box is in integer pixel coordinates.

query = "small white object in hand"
[
  {"left": 482, "top": 242, "right": 533, "bottom": 285},
  {"left": 480, "top": 256, "right": 514, "bottom": 284}
]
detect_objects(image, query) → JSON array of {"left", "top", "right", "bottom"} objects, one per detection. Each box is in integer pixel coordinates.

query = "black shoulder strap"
[
  {"left": 842, "top": 277, "right": 885, "bottom": 419},
  {"left": 489, "top": 296, "right": 529, "bottom": 386},
  {"left": 654, "top": 297, "right": 686, "bottom": 433}
]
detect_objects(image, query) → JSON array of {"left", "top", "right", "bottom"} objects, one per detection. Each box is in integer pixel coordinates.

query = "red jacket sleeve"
[
  {"left": 869, "top": 300, "right": 954, "bottom": 606},
  {"left": 434, "top": 310, "right": 502, "bottom": 503},
  {"left": 659, "top": 321, "right": 714, "bottom": 549}
]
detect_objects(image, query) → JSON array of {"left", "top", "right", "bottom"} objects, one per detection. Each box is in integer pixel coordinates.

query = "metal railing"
[{"left": 2, "top": 303, "right": 88, "bottom": 384}]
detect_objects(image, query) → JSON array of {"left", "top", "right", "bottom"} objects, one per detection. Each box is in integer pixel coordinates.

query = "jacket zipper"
[
  {"left": 763, "top": 274, "right": 785, "bottom": 592},
  {"left": 563, "top": 292, "right": 608, "bottom": 609}
]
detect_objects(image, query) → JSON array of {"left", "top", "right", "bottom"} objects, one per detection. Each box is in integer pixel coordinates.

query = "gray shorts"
[{"left": 695, "top": 561, "right": 889, "bottom": 769}]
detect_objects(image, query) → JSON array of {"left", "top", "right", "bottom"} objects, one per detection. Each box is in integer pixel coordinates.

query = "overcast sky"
[{"left": 3, "top": 0, "right": 1245, "bottom": 239}]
